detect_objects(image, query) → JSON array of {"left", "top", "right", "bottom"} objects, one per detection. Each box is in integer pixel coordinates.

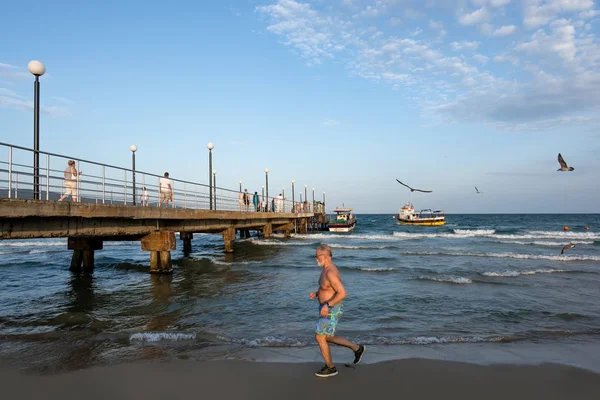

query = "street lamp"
[
  {"left": 304, "top": 185, "right": 307, "bottom": 206},
  {"left": 207, "top": 142, "right": 214, "bottom": 210},
  {"left": 323, "top": 192, "right": 326, "bottom": 206},
  {"left": 28, "top": 60, "right": 45, "bottom": 200},
  {"left": 264, "top": 168, "right": 269, "bottom": 212},
  {"left": 239, "top": 180, "right": 242, "bottom": 192},
  {"left": 130, "top": 145, "right": 137, "bottom": 205},
  {"left": 291, "top": 180, "right": 295, "bottom": 210},
  {"left": 213, "top": 169, "right": 217, "bottom": 210},
  {"left": 312, "top": 187, "right": 315, "bottom": 212}
]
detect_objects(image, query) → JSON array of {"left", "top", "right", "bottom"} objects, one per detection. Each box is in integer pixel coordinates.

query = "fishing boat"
[
  {"left": 328, "top": 208, "right": 356, "bottom": 232},
  {"left": 393, "top": 202, "right": 445, "bottom": 226}
]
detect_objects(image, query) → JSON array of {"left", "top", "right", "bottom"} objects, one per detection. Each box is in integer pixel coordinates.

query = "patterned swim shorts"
[{"left": 316, "top": 302, "right": 343, "bottom": 336}]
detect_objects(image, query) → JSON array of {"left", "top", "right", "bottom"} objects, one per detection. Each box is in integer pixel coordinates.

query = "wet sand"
[{"left": 2, "top": 359, "right": 599, "bottom": 400}]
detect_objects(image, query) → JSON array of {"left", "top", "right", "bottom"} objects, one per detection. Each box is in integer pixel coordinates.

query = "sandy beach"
[{"left": 2, "top": 358, "right": 599, "bottom": 400}]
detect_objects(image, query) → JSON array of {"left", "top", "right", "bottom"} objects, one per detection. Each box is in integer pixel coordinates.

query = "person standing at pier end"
[
  {"left": 253, "top": 191, "right": 259, "bottom": 212},
  {"left": 310, "top": 245, "right": 365, "bottom": 377},
  {"left": 159, "top": 172, "right": 172, "bottom": 208}
]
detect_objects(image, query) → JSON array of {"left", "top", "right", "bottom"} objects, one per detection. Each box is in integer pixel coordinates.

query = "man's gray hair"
[{"left": 317, "top": 245, "right": 332, "bottom": 257}]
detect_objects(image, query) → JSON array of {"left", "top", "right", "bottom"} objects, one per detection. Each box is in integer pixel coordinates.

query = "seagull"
[
  {"left": 475, "top": 186, "right": 483, "bottom": 194},
  {"left": 560, "top": 243, "right": 575, "bottom": 255},
  {"left": 396, "top": 179, "right": 432, "bottom": 193},
  {"left": 557, "top": 153, "right": 574, "bottom": 171}
]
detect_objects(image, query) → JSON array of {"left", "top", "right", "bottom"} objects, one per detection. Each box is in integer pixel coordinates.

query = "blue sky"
[{"left": 1, "top": 0, "right": 599, "bottom": 213}]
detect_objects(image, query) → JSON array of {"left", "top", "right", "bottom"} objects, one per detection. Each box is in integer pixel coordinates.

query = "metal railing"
[{"left": 0, "top": 142, "right": 317, "bottom": 213}]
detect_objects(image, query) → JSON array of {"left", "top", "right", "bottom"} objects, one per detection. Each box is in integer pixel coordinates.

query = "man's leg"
[
  {"left": 315, "top": 334, "right": 334, "bottom": 367},
  {"left": 326, "top": 335, "right": 360, "bottom": 352}
]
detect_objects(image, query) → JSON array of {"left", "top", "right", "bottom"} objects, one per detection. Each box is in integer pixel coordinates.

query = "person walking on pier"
[
  {"left": 238, "top": 191, "right": 244, "bottom": 211},
  {"left": 253, "top": 191, "right": 259, "bottom": 212},
  {"left": 244, "top": 189, "right": 251, "bottom": 211},
  {"left": 140, "top": 186, "right": 150, "bottom": 207},
  {"left": 58, "top": 160, "right": 81, "bottom": 202},
  {"left": 159, "top": 172, "right": 173, "bottom": 208},
  {"left": 310, "top": 245, "right": 365, "bottom": 377}
]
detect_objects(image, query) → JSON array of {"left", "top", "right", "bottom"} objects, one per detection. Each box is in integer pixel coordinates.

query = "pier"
[{"left": 0, "top": 142, "right": 324, "bottom": 274}]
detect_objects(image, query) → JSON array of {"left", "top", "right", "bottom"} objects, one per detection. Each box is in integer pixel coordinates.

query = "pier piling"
[
  {"left": 68, "top": 237, "right": 103, "bottom": 272},
  {"left": 222, "top": 227, "right": 235, "bottom": 253},
  {"left": 142, "top": 232, "right": 176, "bottom": 273},
  {"left": 180, "top": 232, "right": 193, "bottom": 254}
]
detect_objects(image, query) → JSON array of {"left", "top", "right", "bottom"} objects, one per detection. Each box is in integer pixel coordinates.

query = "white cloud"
[
  {"left": 579, "top": 9, "right": 600, "bottom": 19},
  {"left": 450, "top": 40, "right": 480, "bottom": 51},
  {"left": 257, "top": 0, "right": 600, "bottom": 131},
  {"left": 0, "top": 95, "right": 71, "bottom": 117},
  {"left": 524, "top": 0, "right": 594, "bottom": 29},
  {"left": 472, "top": 54, "right": 490, "bottom": 64},
  {"left": 517, "top": 19, "right": 577, "bottom": 62},
  {"left": 52, "top": 96, "right": 76, "bottom": 105},
  {"left": 493, "top": 25, "right": 517, "bottom": 36},
  {"left": 459, "top": 7, "right": 491, "bottom": 25},
  {"left": 489, "top": 0, "right": 511, "bottom": 6}
]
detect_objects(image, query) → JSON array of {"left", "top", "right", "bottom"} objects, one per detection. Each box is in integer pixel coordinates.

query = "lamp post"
[
  {"left": 312, "top": 187, "right": 315, "bottom": 209},
  {"left": 28, "top": 60, "right": 45, "bottom": 200},
  {"left": 130, "top": 145, "right": 137, "bottom": 205},
  {"left": 323, "top": 192, "right": 326, "bottom": 207},
  {"left": 239, "top": 180, "right": 242, "bottom": 192},
  {"left": 304, "top": 185, "right": 307, "bottom": 206},
  {"left": 291, "top": 180, "right": 295, "bottom": 210},
  {"left": 207, "top": 142, "right": 214, "bottom": 210},
  {"left": 264, "top": 168, "right": 269, "bottom": 212},
  {"left": 213, "top": 169, "right": 217, "bottom": 210}
]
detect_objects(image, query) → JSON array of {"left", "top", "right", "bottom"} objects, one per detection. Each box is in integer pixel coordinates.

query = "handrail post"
[
  {"left": 45, "top": 154, "right": 50, "bottom": 200},
  {"left": 124, "top": 170, "right": 127, "bottom": 205},
  {"left": 195, "top": 185, "right": 198, "bottom": 209},
  {"left": 184, "top": 183, "right": 187, "bottom": 208},
  {"left": 101, "top": 166, "right": 105, "bottom": 204},
  {"left": 76, "top": 160, "right": 81, "bottom": 202},
  {"left": 7, "top": 146, "right": 12, "bottom": 198}
]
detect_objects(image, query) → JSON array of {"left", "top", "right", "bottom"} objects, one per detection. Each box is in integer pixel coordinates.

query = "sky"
[{"left": 1, "top": 0, "right": 599, "bottom": 213}]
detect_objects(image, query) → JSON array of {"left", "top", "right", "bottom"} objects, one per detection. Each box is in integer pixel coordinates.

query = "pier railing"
[{"left": 0, "top": 142, "right": 313, "bottom": 213}]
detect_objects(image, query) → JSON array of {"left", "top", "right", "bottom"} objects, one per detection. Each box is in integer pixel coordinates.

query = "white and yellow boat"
[{"left": 393, "top": 202, "right": 445, "bottom": 226}]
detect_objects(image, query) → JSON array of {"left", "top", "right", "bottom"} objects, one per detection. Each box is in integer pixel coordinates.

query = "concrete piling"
[
  {"left": 68, "top": 237, "right": 103, "bottom": 272},
  {"left": 141, "top": 231, "right": 176, "bottom": 274}
]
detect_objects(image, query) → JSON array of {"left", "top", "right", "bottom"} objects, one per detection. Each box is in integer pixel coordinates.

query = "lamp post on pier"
[
  {"left": 130, "top": 145, "right": 137, "bottom": 205},
  {"left": 239, "top": 180, "right": 242, "bottom": 192},
  {"left": 304, "top": 185, "right": 307, "bottom": 209},
  {"left": 213, "top": 169, "right": 217, "bottom": 210},
  {"left": 323, "top": 192, "right": 326, "bottom": 207},
  {"left": 207, "top": 142, "right": 214, "bottom": 210},
  {"left": 312, "top": 187, "right": 315, "bottom": 211},
  {"left": 264, "top": 168, "right": 269, "bottom": 212},
  {"left": 28, "top": 60, "right": 45, "bottom": 200},
  {"left": 291, "top": 180, "right": 295, "bottom": 211}
]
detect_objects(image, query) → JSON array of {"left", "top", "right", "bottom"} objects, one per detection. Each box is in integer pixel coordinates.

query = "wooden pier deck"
[{"left": 0, "top": 199, "right": 314, "bottom": 273}]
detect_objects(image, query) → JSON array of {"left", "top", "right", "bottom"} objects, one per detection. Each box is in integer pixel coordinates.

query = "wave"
[
  {"left": 401, "top": 251, "right": 600, "bottom": 262},
  {"left": 129, "top": 332, "right": 197, "bottom": 342},
  {"left": 0, "top": 240, "right": 66, "bottom": 248},
  {"left": 498, "top": 240, "right": 594, "bottom": 246},
  {"left": 414, "top": 276, "right": 472, "bottom": 284},
  {"left": 249, "top": 239, "right": 318, "bottom": 246},
  {"left": 344, "top": 266, "right": 396, "bottom": 272},
  {"left": 481, "top": 269, "right": 568, "bottom": 277},
  {"left": 453, "top": 229, "right": 496, "bottom": 236},
  {"left": 328, "top": 244, "right": 393, "bottom": 250}
]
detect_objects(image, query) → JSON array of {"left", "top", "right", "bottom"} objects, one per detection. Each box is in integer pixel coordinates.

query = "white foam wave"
[
  {"left": 350, "top": 267, "right": 396, "bottom": 272},
  {"left": 0, "top": 240, "right": 66, "bottom": 247},
  {"left": 498, "top": 240, "right": 594, "bottom": 246},
  {"left": 403, "top": 251, "right": 600, "bottom": 262},
  {"left": 453, "top": 229, "right": 496, "bottom": 236},
  {"left": 129, "top": 332, "right": 196, "bottom": 342},
  {"left": 482, "top": 269, "right": 568, "bottom": 277},
  {"left": 249, "top": 239, "right": 312, "bottom": 246},
  {"left": 417, "top": 276, "right": 472, "bottom": 284},
  {"left": 328, "top": 244, "right": 390, "bottom": 250},
  {"left": 495, "top": 233, "right": 600, "bottom": 240},
  {"left": 29, "top": 249, "right": 51, "bottom": 254}
]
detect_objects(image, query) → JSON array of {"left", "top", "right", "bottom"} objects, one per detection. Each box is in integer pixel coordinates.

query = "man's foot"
[
  {"left": 353, "top": 345, "right": 366, "bottom": 365},
  {"left": 315, "top": 365, "right": 338, "bottom": 378}
]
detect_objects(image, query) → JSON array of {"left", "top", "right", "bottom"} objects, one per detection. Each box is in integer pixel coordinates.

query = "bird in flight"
[
  {"left": 396, "top": 179, "right": 432, "bottom": 193},
  {"left": 475, "top": 186, "right": 483, "bottom": 194},
  {"left": 560, "top": 243, "right": 575, "bottom": 255},
  {"left": 557, "top": 153, "right": 574, "bottom": 171}
]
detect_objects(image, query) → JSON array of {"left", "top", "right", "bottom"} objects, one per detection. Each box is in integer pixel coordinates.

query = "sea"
[{"left": 1, "top": 214, "right": 599, "bottom": 373}]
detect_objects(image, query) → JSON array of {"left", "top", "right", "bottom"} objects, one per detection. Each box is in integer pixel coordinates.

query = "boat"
[
  {"left": 328, "top": 207, "right": 356, "bottom": 232},
  {"left": 393, "top": 202, "right": 445, "bottom": 226}
]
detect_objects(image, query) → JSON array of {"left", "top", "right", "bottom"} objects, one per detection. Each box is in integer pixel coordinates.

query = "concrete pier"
[{"left": 0, "top": 199, "right": 315, "bottom": 275}]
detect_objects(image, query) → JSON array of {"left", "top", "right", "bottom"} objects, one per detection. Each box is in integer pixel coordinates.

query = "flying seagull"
[
  {"left": 557, "top": 153, "right": 574, "bottom": 171},
  {"left": 475, "top": 186, "right": 483, "bottom": 194},
  {"left": 560, "top": 243, "right": 575, "bottom": 255},
  {"left": 396, "top": 179, "right": 432, "bottom": 193}
]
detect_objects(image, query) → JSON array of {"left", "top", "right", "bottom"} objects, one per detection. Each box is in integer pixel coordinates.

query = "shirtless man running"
[{"left": 310, "top": 245, "right": 365, "bottom": 377}]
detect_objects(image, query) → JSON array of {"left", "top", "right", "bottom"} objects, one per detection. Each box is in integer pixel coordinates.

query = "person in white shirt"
[
  {"left": 238, "top": 191, "right": 244, "bottom": 211},
  {"left": 59, "top": 160, "right": 82, "bottom": 202},
  {"left": 140, "top": 186, "right": 150, "bottom": 207},
  {"left": 159, "top": 172, "right": 172, "bottom": 208}
]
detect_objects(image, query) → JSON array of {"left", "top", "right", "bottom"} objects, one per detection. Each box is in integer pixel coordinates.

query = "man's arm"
[{"left": 325, "top": 272, "right": 346, "bottom": 306}]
